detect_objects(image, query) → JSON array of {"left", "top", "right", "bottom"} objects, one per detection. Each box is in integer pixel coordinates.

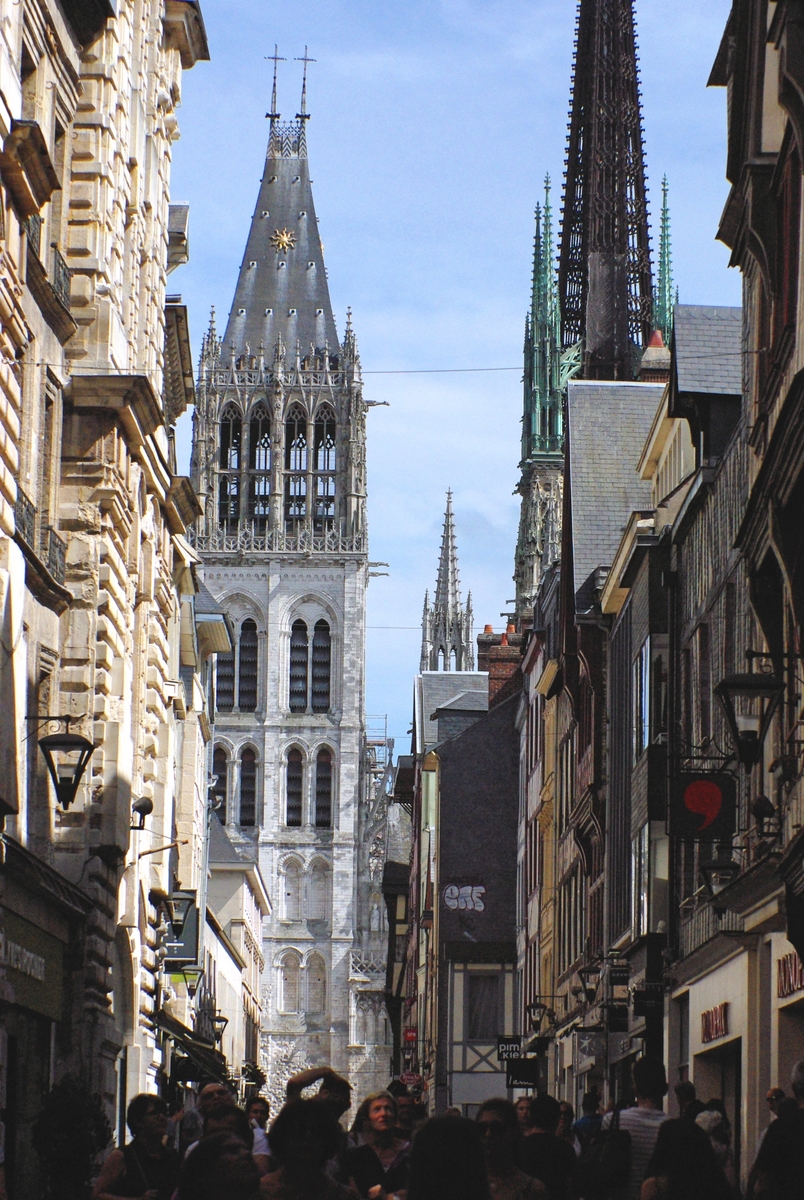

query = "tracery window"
[
  {"left": 238, "top": 620, "right": 258, "bottom": 711},
  {"left": 218, "top": 404, "right": 242, "bottom": 530},
  {"left": 284, "top": 403, "right": 308, "bottom": 526},
  {"left": 313, "top": 405, "right": 336, "bottom": 531},
  {"left": 283, "top": 860, "right": 302, "bottom": 920},
  {"left": 286, "top": 748, "right": 303, "bottom": 827},
  {"left": 311, "top": 621, "right": 331, "bottom": 713},
  {"left": 279, "top": 952, "right": 301, "bottom": 1012},
  {"left": 212, "top": 746, "right": 228, "bottom": 823},
  {"left": 240, "top": 747, "right": 257, "bottom": 827},
  {"left": 307, "top": 953, "right": 326, "bottom": 1013},
  {"left": 248, "top": 403, "right": 271, "bottom": 529},
  {"left": 314, "top": 749, "right": 333, "bottom": 828},
  {"left": 289, "top": 620, "right": 308, "bottom": 713}
]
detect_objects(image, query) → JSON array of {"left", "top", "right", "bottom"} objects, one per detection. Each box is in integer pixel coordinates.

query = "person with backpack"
[{"left": 597, "top": 1060, "right": 670, "bottom": 1200}]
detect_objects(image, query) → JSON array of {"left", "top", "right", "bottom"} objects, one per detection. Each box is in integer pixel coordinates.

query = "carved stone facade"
[{"left": 191, "top": 95, "right": 391, "bottom": 1107}]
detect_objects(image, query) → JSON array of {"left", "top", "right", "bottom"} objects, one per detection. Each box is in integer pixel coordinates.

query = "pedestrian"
[
  {"left": 262, "top": 1099, "right": 353, "bottom": 1200},
  {"left": 518, "top": 1094, "right": 576, "bottom": 1200},
  {"left": 178, "top": 1083, "right": 232, "bottom": 1158},
  {"left": 345, "top": 1092, "right": 410, "bottom": 1199},
  {"left": 285, "top": 1067, "right": 352, "bottom": 1121},
  {"left": 747, "top": 1059, "right": 804, "bottom": 1200},
  {"left": 94, "top": 1094, "right": 180, "bottom": 1200},
  {"left": 202, "top": 1104, "right": 254, "bottom": 1147},
  {"left": 599, "top": 1058, "right": 671, "bottom": 1200},
  {"left": 406, "top": 1114, "right": 490, "bottom": 1200},
  {"left": 557, "top": 1103, "right": 580, "bottom": 1156},
  {"left": 640, "top": 1118, "right": 732, "bottom": 1200},
  {"left": 516, "top": 1098, "right": 536, "bottom": 1138},
  {"left": 753, "top": 1087, "right": 787, "bottom": 1159},
  {"left": 694, "top": 1109, "right": 735, "bottom": 1190},
  {"left": 476, "top": 1099, "right": 546, "bottom": 1200},
  {"left": 177, "top": 1132, "right": 262, "bottom": 1200},
  {"left": 572, "top": 1091, "right": 602, "bottom": 1156},
  {"left": 246, "top": 1097, "right": 272, "bottom": 1170}
]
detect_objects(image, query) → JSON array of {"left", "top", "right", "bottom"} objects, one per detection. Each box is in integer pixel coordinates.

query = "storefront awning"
[{"left": 156, "top": 1009, "right": 229, "bottom": 1084}]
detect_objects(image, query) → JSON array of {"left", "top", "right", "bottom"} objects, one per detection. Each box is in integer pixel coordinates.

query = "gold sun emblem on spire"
[{"left": 270, "top": 228, "right": 296, "bottom": 251}]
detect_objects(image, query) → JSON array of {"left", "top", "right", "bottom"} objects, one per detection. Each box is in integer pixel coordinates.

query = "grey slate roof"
[
  {"left": 222, "top": 120, "right": 339, "bottom": 356},
  {"left": 208, "top": 813, "right": 243, "bottom": 864},
  {"left": 567, "top": 381, "right": 663, "bottom": 609},
  {"left": 414, "top": 671, "right": 488, "bottom": 752},
  {"left": 674, "top": 304, "right": 742, "bottom": 395},
  {"left": 431, "top": 690, "right": 489, "bottom": 718},
  {"left": 194, "top": 582, "right": 226, "bottom": 616}
]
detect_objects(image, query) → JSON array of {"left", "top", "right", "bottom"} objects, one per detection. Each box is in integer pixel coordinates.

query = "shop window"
[
  {"left": 314, "top": 749, "right": 333, "bottom": 828},
  {"left": 238, "top": 620, "right": 258, "bottom": 711},
  {"left": 286, "top": 748, "right": 303, "bottom": 827},
  {"left": 289, "top": 620, "right": 308, "bottom": 713},
  {"left": 212, "top": 746, "right": 228, "bottom": 822},
  {"left": 239, "top": 747, "right": 257, "bottom": 827},
  {"left": 307, "top": 953, "right": 326, "bottom": 1013},
  {"left": 279, "top": 953, "right": 301, "bottom": 1012}
]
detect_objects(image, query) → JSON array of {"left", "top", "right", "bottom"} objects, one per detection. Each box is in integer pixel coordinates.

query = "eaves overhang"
[
  {"left": 0, "top": 120, "right": 60, "bottom": 216},
  {"left": 163, "top": 0, "right": 210, "bottom": 68}
]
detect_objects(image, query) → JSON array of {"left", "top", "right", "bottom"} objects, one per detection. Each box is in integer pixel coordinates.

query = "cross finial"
[
  {"left": 295, "top": 46, "right": 316, "bottom": 120},
  {"left": 265, "top": 44, "right": 285, "bottom": 123}
]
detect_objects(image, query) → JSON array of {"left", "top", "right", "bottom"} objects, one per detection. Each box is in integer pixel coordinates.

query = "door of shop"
[{"left": 694, "top": 1036, "right": 741, "bottom": 1181}]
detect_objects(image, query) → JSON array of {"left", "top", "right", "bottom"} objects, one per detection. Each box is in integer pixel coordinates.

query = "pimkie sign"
[
  {"left": 777, "top": 952, "right": 804, "bottom": 999},
  {"left": 701, "top": 1002, "right": 729, "bottom": 1044}
]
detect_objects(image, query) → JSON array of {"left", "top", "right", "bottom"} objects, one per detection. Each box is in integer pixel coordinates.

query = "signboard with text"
[
  {"left": 497, "top": 1035, "right": 522, "bottom": 1062},
  {"left": 505, "top": 1057, "right": 542, "bottom": 1089},
  {"left": 0, "top": 906, "right": 64, "bottom": 1021}
]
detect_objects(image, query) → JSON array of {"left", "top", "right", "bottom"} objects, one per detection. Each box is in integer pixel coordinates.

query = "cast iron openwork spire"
[
  {"left": 653, "top": 175, "right": 674, "bottom": 346},
  {"left": 421, "top": 492, "right": 474, "bottom": 672},
  {"left": 558, "top": 0, "right": 653, "bottom": 380}
]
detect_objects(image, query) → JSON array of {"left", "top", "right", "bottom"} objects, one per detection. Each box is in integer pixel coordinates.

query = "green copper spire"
[
  {"left": 522, "top": 176, "right": 563, "bottom": 463},
  {"left": 654, "top": 175, "right": 674, "bottom": 345}
]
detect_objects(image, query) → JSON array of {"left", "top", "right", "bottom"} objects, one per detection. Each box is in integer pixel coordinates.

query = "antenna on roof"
[
  {"left": 265, "top": 44, "right": 285, "bottom": 124},
  {"left": 295, "top": 46, "right": 316, "bottom": 120}
]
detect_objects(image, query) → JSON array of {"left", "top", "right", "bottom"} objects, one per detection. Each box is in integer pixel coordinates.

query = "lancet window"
[
  {"left": 247, "top": 403, "right": 272, "bottom": 529},
  {"left": 282, "top": 861, "right": 302, "bottom": 920},
  {"left": 212, "top": 746, "right": 228, "bottom": 822},
  {"left": 314, "top": 749, "right": 333, "bottom": 828},
  {"left": 216, "top": 650, "right": 235, "bottom": 712},
  {"left": 311, "top": 621, "right": 332, "bottom": 712},
  {"left": 286, "top": 748, "right": 303, "bottom": 827},
  {"left": 284, "top": 403, "right": 308, "bottom": 527},
  {"left": 288, "top": 618, "right": 331, "bottom": 714},
  {"left": 313, "top": 405, "right": 336, "bottom": 531},
  {"left": 238, "top": 620, "right": 258, "bottom": 711},
  {"left": 307, "top": 953, "right": 327, "bottom": 1013},
  {"left": 279, "top": 952, "right": 301, "bottom": 1012},
  {"left": 218, "top": 404, "right": 242, "bottom": 530},
  {"left": 240, "top": 747, "right": 257, "bottom": 827},
  {"left": 309, "top": 862, "right": 329, "bottom": 919},
  {"left": 289, "top": 620, "right": 309, "bottom": 713}
]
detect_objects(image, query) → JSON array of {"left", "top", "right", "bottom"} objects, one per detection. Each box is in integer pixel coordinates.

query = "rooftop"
[{"left": 673, "top": 304, "right": 742, "bottom": 396}]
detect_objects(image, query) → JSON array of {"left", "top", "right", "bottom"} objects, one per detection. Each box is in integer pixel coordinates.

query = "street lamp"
[
  {"left": 699, "top": 850, "right": 741, "bottom": 916},
  {"left": 210, "top": 1013, "right": 229, "bottom": 1044},
  {"left": 714, "top": 670, "right": 784, "bottom": 769},
  {"left": 164, "top": 893, "right": 194, "bottom": 940},
  {"left": 181, "top": 965, "right": 204, "bottom": 998},
  {"left": 37, "top": 719, "right": 94, "bottom": 810},
  {"left": 578, "top": 963, "right": 602, "bottom": 1004}
]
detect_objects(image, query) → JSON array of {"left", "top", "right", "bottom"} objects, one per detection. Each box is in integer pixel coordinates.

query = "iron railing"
[
  {"left": 25, "top": 212, "right": 42, "bottom": 258},
  {"left": 52, "top": 247, "right": 71, "bottom": 310},
  {"left": 189, "top": 526, "right": 367, "bottom": 555},
  {"left": 14, "top": 486, "right": 36, "bottom": 550},
  {"left": 42, "top": 526, "right": 66, "bottom": 585},
  {"left": 679, "top": 902, "right": 742, "bottom": 959}
]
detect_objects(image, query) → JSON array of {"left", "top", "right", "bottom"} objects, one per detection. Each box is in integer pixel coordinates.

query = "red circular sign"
[{"left": 683, "top": 779, "right": 723, "bottom": 830}]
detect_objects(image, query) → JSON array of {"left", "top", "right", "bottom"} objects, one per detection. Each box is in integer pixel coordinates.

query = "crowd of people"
[{"left": 92, "top": 1057, "right": 804, "bottom": 1200}]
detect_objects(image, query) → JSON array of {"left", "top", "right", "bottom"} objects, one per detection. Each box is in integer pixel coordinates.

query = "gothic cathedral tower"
[{"left": 190, "top": 63, "right": 390, "bottom": 1104}]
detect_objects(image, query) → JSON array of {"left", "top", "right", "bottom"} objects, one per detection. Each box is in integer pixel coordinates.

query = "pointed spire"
[
  {"left": 420, "top": 492, "right": 475, "bottom": 671},
  {"left": 296, "top": 47, "right": 316, "bottom": 120},
  {"left": 265, "top": 45, "right": 285, "bottom": 125},
  {"left": 435, "top": 491, "right": 461, "bottom": 613},
  {"left": 654, "top": 175, "right": 674, "bottom": 345}
]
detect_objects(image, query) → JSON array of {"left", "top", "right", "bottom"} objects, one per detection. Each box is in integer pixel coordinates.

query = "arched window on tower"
[
  {"left": 309, "top": 862, "right": 329, "bottom": 920},
  {"left": 212, "top": 745, "right": 228, "bottom": 823},
  {"left": 284, "top": 403, "right": 308, "bottom": 527},
  {"left": 289, "top": 620, "right": 308, "bottom": 713},
  {"left": 282, "top": 861, "right": 302, "bottom": 920},
  {"left": 313, "top": 405, "right": 336, "bottom": 532},
  {"left": 279, "top": 952, "right": 301, "bottom": 1012},
  {"left": 311, "top": 620, "right": 331, "bottom": 712},
  {"left": 248, "top": 403, "right": 271, "bottom": 531},
  {"left": 286, "top": 748, "right": 303, "bottom": 827},
  {"left": 238, "top": 619, "right": 258, "bottom": 711},
  {"left": 239, "top": 747, "right": 257, "bottom": 827},
  {"left": 218, "top": 403, "right": 242, "bottom": 531},
  {"left": 314, "top": 749, "right": 332, "bottom": 828},
  {"left": 216, "top": 650, "right": 234, "bottom": 712},
  {"left": 307, "top": 953, "right": 326, "bottom": 1014}
]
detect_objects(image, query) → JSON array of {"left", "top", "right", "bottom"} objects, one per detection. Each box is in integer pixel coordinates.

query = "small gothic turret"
[{"left": 421, "top": 492, "right": 474, "bottom": 671}]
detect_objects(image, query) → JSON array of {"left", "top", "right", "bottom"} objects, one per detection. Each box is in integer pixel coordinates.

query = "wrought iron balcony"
[
  {"left": 51, "top": 248, "right": 71, "bottom": 311},
  {"left": 25, "top": 212, "right": 42, "bottom": 258},
  {"left": 42, "top": 526, "right": 67, "bottom": 585},
  {"left": 14, "top": 486, "right": 36, "bottom": 551}
]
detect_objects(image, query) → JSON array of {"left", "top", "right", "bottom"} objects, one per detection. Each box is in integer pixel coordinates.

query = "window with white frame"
[{"left": 279, "top": 952, "right": 301, "bottom": 1012}]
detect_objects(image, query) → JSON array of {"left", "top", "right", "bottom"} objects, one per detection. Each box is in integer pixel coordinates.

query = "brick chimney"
[{"left": 485, "top": 624, "right": 523, "bottom": 708}]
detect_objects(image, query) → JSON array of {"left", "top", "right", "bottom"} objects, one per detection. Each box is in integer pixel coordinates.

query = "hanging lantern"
[
  {"left": 38, "top": 722, "right": 94, "bottom": 810},
  {"left": 714, "top": 671, "right": 784, "bottom": 769}
]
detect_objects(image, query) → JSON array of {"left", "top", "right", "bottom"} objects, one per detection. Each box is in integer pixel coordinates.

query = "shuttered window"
[
  {"left": 311, "top": 620, "right": 331, "bottom": 713},
  {"left": 289, "top": 620, "right": 308, "bottom": 713},
  {"left": 216, "top": 652, "right": 234, "bottom": 711},
  {"left": 315, "top": 750, "right": 332, "bottom": 828},
  {"left": 239, "top": 748, "right": 257, "bottom": 827},
  {"left": 238, "top": 620, "right": 258, "bottom": 711},
  {"left": 286, "top": 748, "right": 303, "bottom": 827}
]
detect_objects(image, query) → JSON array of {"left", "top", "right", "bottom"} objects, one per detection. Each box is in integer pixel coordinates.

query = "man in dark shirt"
[
  {"left": 519, "top": 1094, "right": 576, "bottom": 1200},
  {"left": 750, "top": 1060, "right": 804, "bottom": 1200}
]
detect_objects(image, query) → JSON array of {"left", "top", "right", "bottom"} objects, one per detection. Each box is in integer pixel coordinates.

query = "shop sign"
[
  {"left": 701, "top": 1002, "right": 729, "bottom": 1044},
  {"left": 573, "top": 1030, "right": 605, "bottom": 1074},
  {"left": 670, "top": 774, "right": 736, "bottom": 840},
  {"left": 505, "top": 1057, "right": 541, "bottom": 1089},
  {"left": 403, "top": 1028, "right": 417, "bottom": 1043},
  {"left": 777, "top": 952, "right": 804, "bottom": 1000},
  {"left": 0, "top": 907, "right": 64, "bottom": 1021},
  {"left": 609, "top": 1032, "right": 632, "bottom": 1065},
  {"left": 632, "top": 982, "right": 664, "bottom": 1017},
  {"left": 400, "top": 1072, "right": 422, "bottom": 1086},
  {"left": 164, "top": 901, "right": 199, "bottom": 969},
  {"left": 496, "top": 1035, "right": 522, "bottom": 1062}
]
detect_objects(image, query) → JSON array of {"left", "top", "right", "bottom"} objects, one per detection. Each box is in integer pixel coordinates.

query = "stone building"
[{"left": 189, "top": 75, "right": 391, "bottom": 1108}]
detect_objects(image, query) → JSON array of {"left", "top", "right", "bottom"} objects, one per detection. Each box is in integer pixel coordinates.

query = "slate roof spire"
[
  {"left": 222, "top": 51, "right": 338, "bottom": 357},
  {"left": 558, "top": 0, "right": 653, "bottom": 380},
  {"left": 421, "top": 492, "right": 475, "bottom": 672}
]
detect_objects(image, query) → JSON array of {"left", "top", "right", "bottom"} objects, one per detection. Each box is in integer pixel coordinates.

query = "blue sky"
[{"left": 171, "top": 0, "right": 737, "bottom": 750}]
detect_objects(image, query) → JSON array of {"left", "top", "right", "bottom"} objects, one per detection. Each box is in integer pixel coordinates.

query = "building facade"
[{"left": 190, "top": 82, "right": 391, "bottom": 1107}]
